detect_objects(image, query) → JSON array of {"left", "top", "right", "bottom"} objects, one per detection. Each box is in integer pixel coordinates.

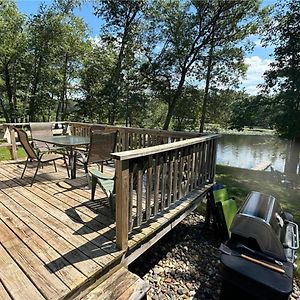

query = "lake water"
[{"left": 216, "top": 134, "right": 289, "bottom": 172}]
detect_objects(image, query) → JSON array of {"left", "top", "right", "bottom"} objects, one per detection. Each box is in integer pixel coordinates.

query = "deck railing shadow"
[{"left": 45, "top": 232, "right": 119, "bottom": 274}]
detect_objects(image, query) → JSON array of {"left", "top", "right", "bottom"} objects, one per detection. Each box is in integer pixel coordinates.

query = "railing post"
[
  {"left": 9, "top": 125, "right": 17, "bottom": 160},
  {"left": 115, "top": 159, "right": 129, "bottom": 250}
]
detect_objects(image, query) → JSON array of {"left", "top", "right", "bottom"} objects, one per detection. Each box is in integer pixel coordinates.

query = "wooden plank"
[
  {"left": 153, "top": 154, "right": 160, "bottom": 215},
  {"left": 0, "top": 280, "right": 12, "bottom": 300},
  {"left": 136, "top": 168, "right": 143, "bottom": 227},
  {"left": 252, "top": 160, "right": 272, "bottom": 171},
  {"left": 166, "top": 152, "right": 173, "bottom": 207},
  {"left": 0, "top": 203, "right": 86, "bottom": 289},
  {"left": 0, "top": 184, "right": 100, "bottom": 277},
  {"left": 111, "top": 135, "right": 219, "bottom": 161},
  {"left": 0, "top": 169, "right": 116, "bottom": 265},
  {"left": 1, "top": 162, "right": 134, "bottom": 246},
  {"left": 0, "top": 164, "right": 117, "bottom": 240},
  {"left": 116, "top": 277, "right": 149, "bottom": 300},
  {"left": 115, "top": 160, "right": 129, "bottom": 250},
  {"left": 172, "top": 150, "right": 179, "bottom": 203},
  {"left": 145, "top": 156, "right": 152, "bottom": 221},
  {"left": 0, "top": 220, "right": 70, "bottom": 299},
  {"left": 82, "top": 267, "right": 148, "bottom": 300},
  {"left": 0, "top": 244, "right": 45, "bottom": 300},
  {"left": 160, "top": 154, "right": 167, "bottom": 210}
]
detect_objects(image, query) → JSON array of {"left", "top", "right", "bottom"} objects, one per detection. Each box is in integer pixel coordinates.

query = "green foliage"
[
  {"left": 229, "top": 93, "right": 272, "bottom": 130},
  {"left": 262, "top": 0, "right": 300, "bottom": 139},
  {"left": 0, "top": 0, "right": 272, "bottom": 132}
]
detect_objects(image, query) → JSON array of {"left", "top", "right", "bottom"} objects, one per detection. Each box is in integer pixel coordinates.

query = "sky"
[{"left": 16, "top": 0, "right": 276, "bottom": 95}]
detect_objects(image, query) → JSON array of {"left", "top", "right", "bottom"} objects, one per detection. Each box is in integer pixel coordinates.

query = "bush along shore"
[{"left": 129, "top": 212, "right": 300, "bottom": 299}]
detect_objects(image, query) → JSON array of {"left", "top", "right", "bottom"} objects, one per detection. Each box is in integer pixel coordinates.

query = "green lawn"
[
  {"left": 215, "top": 165, "right": 300, "bottom": 280},
  {"left": 0, "top": 144, "right": 26, "bottom": 160}
]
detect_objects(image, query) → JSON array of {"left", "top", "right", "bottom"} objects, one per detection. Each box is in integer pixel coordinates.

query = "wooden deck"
[{"left": 0, "top": 159, "right": 211, "bottom": 300}]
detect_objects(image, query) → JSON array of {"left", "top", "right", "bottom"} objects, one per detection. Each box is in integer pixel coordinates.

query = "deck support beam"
[{"left": 116, "top": 159, "right": 129, "bottom": 250}]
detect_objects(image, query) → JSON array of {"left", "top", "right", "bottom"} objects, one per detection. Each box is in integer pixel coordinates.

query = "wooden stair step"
[{"left": 81, "top": 267, "right": 149, "bottom": 300}]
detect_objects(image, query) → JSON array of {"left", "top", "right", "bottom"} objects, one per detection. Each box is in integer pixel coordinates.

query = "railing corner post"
[
  {"left": 116, "top": 159, "right": 129, "bottom": 250},
  {"left": 9, "top": 125, "right": 17, "bottom": 160}
]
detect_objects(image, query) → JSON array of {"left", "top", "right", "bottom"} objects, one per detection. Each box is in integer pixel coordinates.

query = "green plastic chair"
[
  {"left": 213, "top": 187, "right": 238, "bottom": 239},
  {"left": 90, "top": 169, "right": 115, "bottom": 216}
]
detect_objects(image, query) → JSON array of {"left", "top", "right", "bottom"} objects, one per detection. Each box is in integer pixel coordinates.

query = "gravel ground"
[{"left": 129, "top": 212, "right": 300, "bottom": 300}]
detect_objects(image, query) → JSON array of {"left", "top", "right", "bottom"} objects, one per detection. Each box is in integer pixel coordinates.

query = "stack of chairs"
[{"left": 206, "top": 184, "right": 238, "bottom": 240}]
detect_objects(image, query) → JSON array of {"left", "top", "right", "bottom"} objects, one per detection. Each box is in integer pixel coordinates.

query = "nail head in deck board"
[{"left": 0, "top": 244, "right": 45, "bottom": 300}]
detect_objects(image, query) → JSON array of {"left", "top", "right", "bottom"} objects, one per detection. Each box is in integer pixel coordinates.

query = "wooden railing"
[
  {"left": 112, "top": 135, "right": 218, "bottom": 250},
  {"left": 68, "top": 122, "right": 204, "bottom": 151},
  {"left": 1, "top": 121, "right": 218, "bottom": 251},
  {"left": 2, "top": 122, "right": 205, "bottom": 159}
]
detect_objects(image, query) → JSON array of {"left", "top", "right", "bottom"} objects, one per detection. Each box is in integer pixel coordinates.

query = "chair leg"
[
  {"left": 63, "top": 156, "right": 70, "bottom": 178},
  {"left": 31, "top": 160, "right": 41, "bottom": 186},
  {"left": 91, "top": 175, "right": 97, "bottom": 201},
  {"left": 53, "top": 160, "right": 57, "bottom": 172},
  {"left": 21, "top": 157, "right": 29, "bottom": 179}
]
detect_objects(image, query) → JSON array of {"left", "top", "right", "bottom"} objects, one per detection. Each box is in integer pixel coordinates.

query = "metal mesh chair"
[
  {"left": 30, "top": 122, "right": 54, "bottom": 153},
  {"left": 76, "top": 127, "right": 118, "bottom": 176},
  {"left": 30, "top": 122, "right": 66, "bottom": 154},
  {"left": 14, "top": 127, "right": 69, "bottom": 186}
]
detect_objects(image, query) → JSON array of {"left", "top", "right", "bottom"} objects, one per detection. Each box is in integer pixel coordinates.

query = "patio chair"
[
  {"left": 30, "top": 122, "right": 64, "bottom": 154},
  {"left": 14, "top": 127, "right": 69, "bottom": 186},
  {"left": 206, "top": 184, "right": 238, "bottom": 240},
  {"left": 75, "top": 128, "right": 118, "bottom": 185},
  {"left": 90, "top": 169, "right": 115, "bottom": 215}
]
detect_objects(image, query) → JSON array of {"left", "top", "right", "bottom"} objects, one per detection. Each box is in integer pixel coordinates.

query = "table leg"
[{"left": 69, "top": 148, "right": 77, "bottom": 179}]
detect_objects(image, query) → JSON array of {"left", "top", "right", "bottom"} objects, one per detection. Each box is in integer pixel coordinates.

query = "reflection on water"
[{"left": 217, "top": 134, "right": 290, "bottom": 172}]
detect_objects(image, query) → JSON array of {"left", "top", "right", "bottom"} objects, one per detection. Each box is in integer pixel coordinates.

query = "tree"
[
  {"left": 93, "top": 0, "right": 146, "bottom": 125},
  {"left": 141, "top": 0, "right": 265, "bottom": 130},
  {"left": 25, "top": 0, "right": 88, "bottom": 121},
  {"left": 0, "top": 1, "right": 26, "bottom": 122},
  {"left": 262, "top": 0, "right": 300, "bottom": 174}
]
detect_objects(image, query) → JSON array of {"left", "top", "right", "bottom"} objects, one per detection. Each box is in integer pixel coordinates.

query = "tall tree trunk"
[
  {"left": 284, "top": 137, "right": 300, "bottom": 175},
  {"left": 29, "top": 54, "right": 43, "bottom": 121},
  {"left": 162, "top": 69, "right": 187, "bottom": 130},
  {"left": 0, "top": 95, "right": 10, "bottom": 122},
  {"left": 61, "top": 53, "right": 69, "bottom": 121},
  {"left": 199, "top": 41, "right": 215, "bottom": 133},
  {"left": 3, "top": 63, "right": 15, "bottom": 122}
]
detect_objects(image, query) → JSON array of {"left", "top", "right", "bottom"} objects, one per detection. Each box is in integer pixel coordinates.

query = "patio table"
[{"left": 32, "top": 135, "right": 90, "bottom": 179}]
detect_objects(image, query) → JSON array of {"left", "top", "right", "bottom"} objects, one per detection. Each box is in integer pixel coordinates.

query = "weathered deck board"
[
  {"left": 0, "top": 219, "right": 70, "bottom": 299},
  {"left": 0, "top": 243, "right": 45, "bottom": 300},
  {"left": 0, "top": 160, "right": 210, "bottom": 300},
  {"left": 0, "top": 280, "right": 12, "bottom": 300}
]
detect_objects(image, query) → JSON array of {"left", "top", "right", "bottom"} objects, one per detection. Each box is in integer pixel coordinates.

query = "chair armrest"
[{"left": 90, "top": 169, "right": 115, "bottom": 180}]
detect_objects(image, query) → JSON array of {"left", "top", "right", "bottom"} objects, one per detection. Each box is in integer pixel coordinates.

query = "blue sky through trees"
[{"left": 16, "top": 0, "right": 276, "bottom": 95}]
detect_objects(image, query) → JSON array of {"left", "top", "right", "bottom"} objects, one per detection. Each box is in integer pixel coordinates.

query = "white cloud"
[{"left": 241, "top": 56, "right": 273, "bottom": 95}]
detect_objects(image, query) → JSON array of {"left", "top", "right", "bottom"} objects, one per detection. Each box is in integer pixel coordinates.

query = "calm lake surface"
[{"left": 216, "top": 134, "right": 288, "bottom": 172}]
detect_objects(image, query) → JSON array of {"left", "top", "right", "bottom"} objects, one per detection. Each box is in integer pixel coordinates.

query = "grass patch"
[
  {"left": 0, "top": 145, "right": 26, "bottom": 160},
  {"left": 215, "top": 165, "right": 300, "bottom": 280}
]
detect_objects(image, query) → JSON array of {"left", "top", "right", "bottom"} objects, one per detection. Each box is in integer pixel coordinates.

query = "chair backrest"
[
  {"left": 30, "top": 122, "right": 53, "bottom": 138},
  {"left": 87, "top": 128, "right": 118, "bottom": 164},
  {"left": 213, "top": 188, "right": 229, "bottom": 203},
  {"left": 30, "top": 122, "right": 53, "bottom": 150},
  {"left": 14, "top": 127, "right": 38, "bottom": 160}
]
